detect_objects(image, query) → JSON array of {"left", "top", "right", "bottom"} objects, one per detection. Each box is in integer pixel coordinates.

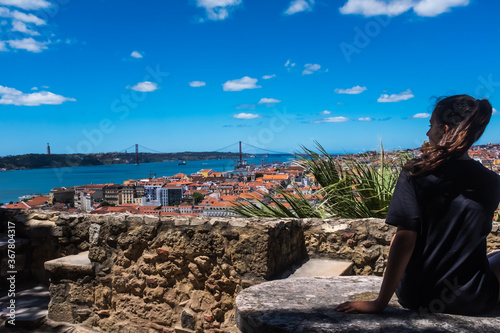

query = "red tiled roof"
[
  {"left": 25, "top": 196, "right": 49, "bottom": 207},
  {"left": 75, "top": 184, "right": 107, "bottom": 189},
  {"left": 119, "top": 204, "right": 140, "bottom": 209},
  {"left": 263, "top": 174, "right": 288, "bottom": 180},
  {"left": 239, "top": 192, "right": 264, "bottom": 200},
  {"left": 207, "top": 202, "right": 237, "bottom": 208},
  {"left": 2, "top": 202, "right": 30, "bottom": 209},
  {"left": 221, "top": 195, "right": 239, "bottom": 202}
]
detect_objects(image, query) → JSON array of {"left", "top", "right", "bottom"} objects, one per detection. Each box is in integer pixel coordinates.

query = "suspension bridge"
[{"left": 117, "top": 141, "right": 295, "bottom": 166}]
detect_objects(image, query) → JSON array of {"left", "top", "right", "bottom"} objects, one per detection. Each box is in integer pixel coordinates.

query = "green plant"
[
  {"left": 232, "top": 183, "right": 326, "bottom": 218},
  {"left": 232, "top": 141, "right": 411, "bottom": 219},
  {"left": 192, "top": 192, "right": 204, "bottom": 205}
]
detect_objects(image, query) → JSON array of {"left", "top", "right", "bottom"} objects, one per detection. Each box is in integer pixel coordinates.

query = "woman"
[{"left": 334, "top": 95, "right": 500, "bottom": 315}]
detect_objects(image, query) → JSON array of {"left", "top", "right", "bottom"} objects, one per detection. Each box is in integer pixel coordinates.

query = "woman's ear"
[{"left": 443, "top": 124, "right": 450, "bottom": 133}]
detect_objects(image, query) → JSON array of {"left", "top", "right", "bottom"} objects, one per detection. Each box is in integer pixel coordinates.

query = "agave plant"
[
  {"left": 232, "top": 141, "right": 412, "bottom": 219},
  {"left": 231, "top": 183, "right": 327, "bottom": 219}
]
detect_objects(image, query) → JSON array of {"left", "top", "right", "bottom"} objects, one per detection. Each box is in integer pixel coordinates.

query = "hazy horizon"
[{"left": 1, "top": 0, "right": 499, "bottom": 156}]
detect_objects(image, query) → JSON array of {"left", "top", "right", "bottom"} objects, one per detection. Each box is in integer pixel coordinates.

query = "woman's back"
[
  {"left": 388, "top": 159, "right": 500, "bottom": 314},
  {"left": 334, "top": 95, "right": 500, "bottom": 315}
]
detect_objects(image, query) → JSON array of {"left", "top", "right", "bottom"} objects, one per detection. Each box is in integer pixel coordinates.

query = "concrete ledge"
[
  {"left": 235, "top": 276, "right": 500, "bottom": 333},
  {"left": 44, "top": 252, "right": 93, "bottom": 277}
]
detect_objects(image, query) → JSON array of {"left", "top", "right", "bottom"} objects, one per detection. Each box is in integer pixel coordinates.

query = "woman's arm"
[{"left": 334, "top": 226, "right": 417, "bottom": 313}]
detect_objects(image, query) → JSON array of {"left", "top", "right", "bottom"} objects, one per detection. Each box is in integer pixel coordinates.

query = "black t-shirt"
[{"left": 386, "top": 159, "right": 500, "bottom": 315}]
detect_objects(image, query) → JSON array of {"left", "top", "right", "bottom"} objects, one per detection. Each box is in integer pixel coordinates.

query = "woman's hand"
[{"left": 333, "top": 300, "right": 385, "bottom": 314}]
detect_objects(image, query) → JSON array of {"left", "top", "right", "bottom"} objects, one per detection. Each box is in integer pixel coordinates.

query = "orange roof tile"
[
  {"left": 208, "top": 202, "right": 237, "bottom": 208},
  {"left": 25, "top": 196, "right": 49, "bottom": 207},
  {"left": 75, "top": 184, "right": 107, "bottom": 189},
  {"left": 221, "top": 195, "right": 239, "bottom": 202},
  {"left": 2, "top": 202, "right": 31, "bottom": 209},
  {"left": 263, "top": 174, "right": 288, "bottom": 180}
]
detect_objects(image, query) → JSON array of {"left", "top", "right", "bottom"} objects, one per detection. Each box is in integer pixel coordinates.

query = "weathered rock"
[
  {"left": 44, "top": 252, "right": 93, "bottom": 277},
  {"left": 3, "top": 209, "right": 499, "bottom": 332},
  {"left": 235, "top": 276, "right": 500, "bottom": 333},
  {"left": 181, "top": 309, "right": 195, "bottom": 330}
]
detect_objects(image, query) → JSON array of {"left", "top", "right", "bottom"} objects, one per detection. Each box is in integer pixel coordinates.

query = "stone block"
[
  {"left": 44, "top": 252, "right": 93, "bottom": 277},
  {"left": 89, "top": 223, "right": 101, "bottom": 245},
  {"left": 235, "top": 276, "right": 500, "bottom": 333}
]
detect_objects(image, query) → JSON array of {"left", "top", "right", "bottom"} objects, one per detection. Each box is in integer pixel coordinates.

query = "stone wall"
[
  {"left": 302, "top": 217, "right": 500, "bottom": 275},
  {"left": 2, "top": 209, "right": 500, "bottom": 332},
  {"left": 43, "top": 213, "right": 306, "bottom": 332},
  {"left": 301, "top": 218, "right": 394, "bottom": 276},
  {"left": 0, "top": 209, "right": 91, "bottom": 286}
]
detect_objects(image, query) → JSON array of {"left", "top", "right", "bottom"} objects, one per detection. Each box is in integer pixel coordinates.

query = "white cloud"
[
  {"left": 223, "top": 76, "right": 261, "bottom": 91},
  {"left": 312, "top": 116, "right": 349, "bottom": 123},
  {"left": 302, "top": 63, "right": 321, "bottom": 75},
  {"left": 285, "top": 59, "right": 296, "bottom": 68},
  {"left": 377, "top": 89, "right": 414, "bottom": 103},
  {"left": 262, "top": 74, "right": 276, "bottom": 80},
  {"left": 358, "top": 117, "right": 372, "bottom": 121},
  {"left": 335, "top": 85, "right": 367, "bottom": 94},
  {"left": 127, "top": 81, "right": 158, "bottom": 92},
  {"left": 285, "top": 0, "right": 315, "bottom": 15},
  {"left": 233, "top": 113, "right": 260, "bottom": 119},
  {"left": 0, "top": 7, "right": 50, "bottom": 52},
  {"left": 7, "top": 37, "right": 47, "bottom": 52},
  {"left": 413, "top": 0, "right": 469, "bottom": 17},
  {"left": 189, "top": 81, "right": 206, "bottom": 87},
  {"left": 12, "top": 20, "right": 39, "bottom": 35},
  {"left": 339, "top": 0, "right": 413, "bottom": 17},
  {"left": 196, "top": 0, "right": 242, "bottom": 21},
  {"left": 0, "top": 8, "right": 45, "bottom": 24},
  {"left": 0, "top": 0, "right": 52, "bottom": 10},
  {"left": 0, "top": 41, "right": 6, "bottom": 51},
  {"left": 131, "top": 51, "right": 143, "bottom": 58},
  {"left": 258, "top": 98, "right": 281, "bottom": 104},
  {"left": 320, "top": 110, "right": 331, "bottom": 115},
  {"left": 492, "top": 108, "right": 498, "bottom": 115},
  {"left": 0, "top": 85, "right": 76, "bottom": 106},
  {"left": 412, "top": 113, "right": 431, "bottom": 119},
  {"left": 339, "top": 0, "right": 469, "bottom": 17},
  {"left": 11, "top": 10, "right": 45, "bottom": 25},
  {"left": 31, "top": 86, "right": 38, "bottom": 90}
]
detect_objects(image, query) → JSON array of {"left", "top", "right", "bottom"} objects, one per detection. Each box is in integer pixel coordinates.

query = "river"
[{"left": 0, "top": 156, "right": 295, "bottom": 204}]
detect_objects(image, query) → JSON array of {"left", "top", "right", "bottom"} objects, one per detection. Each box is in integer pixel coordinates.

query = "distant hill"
[{"left": 0, "top": 152, "right": 281, "bottom": 170}]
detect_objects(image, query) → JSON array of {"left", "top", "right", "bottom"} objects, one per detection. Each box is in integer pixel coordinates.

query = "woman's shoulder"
[{"left": 458, "top": 159, "right": 500, "bottom": 181}]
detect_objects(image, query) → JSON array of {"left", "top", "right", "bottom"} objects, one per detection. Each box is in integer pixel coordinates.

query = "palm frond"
[{"left": 231, "top": 140, "right": 412, "bottom": 219}]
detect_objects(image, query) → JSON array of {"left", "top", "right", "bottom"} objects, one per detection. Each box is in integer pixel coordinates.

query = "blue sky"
[{"left": 1, "top": 0, "right": 499, "bottom": 156}]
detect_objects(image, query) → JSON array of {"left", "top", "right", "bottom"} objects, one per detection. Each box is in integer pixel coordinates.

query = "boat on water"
[{"left": 178, "top": 161, "right": 186, "bottom": 165}]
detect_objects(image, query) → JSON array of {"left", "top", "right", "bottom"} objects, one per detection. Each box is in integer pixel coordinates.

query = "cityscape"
[
  {"left": 3, "top": 143, "right": 500, "bottom": 222},
  {"left": 2, "top": 0, "right": 500, "bottom": 331}
]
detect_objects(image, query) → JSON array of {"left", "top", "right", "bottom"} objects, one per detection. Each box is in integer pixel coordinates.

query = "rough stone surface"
[
  {"left": 2, "top": 208, "right": 500, "bottom": 332},
  {"left": 235, "top": 276, "right": 500, "bottom": 333},
  {"left": 29, "top": 211, "right": 306, "bottom": 332}
]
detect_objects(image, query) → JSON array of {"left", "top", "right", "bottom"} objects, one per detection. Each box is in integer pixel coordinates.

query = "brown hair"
[{"left": 404, "top": 95, "right": 493, "bottom": 177}]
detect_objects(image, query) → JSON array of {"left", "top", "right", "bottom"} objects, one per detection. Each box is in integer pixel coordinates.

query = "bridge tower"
[{"left": 135, "top": 144, "right": 139, "bottom": 165}]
